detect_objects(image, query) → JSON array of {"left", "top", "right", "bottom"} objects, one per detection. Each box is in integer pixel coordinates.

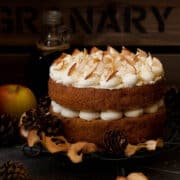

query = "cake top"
[{"left": 49, "top": 46, "right": 164, "bottom": 89}]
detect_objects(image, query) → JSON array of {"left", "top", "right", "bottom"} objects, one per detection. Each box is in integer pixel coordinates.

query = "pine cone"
[
  {"left": 37, "top": 95, "right": 51, "bottom": 113},
  {"left": 40, "top": 113, "right": 63, "bottom": 136},
  {"left": 103, "top": 130, "right": 128, "bottom": 155},
  {"left": 0, "top": 160, "right": 29, "bottom": 180},
  {"left": 21, "top": 109, "right": 41, "bottom": 132},
  {"left": 0, "top": 114, "right": 19, "bottom": 146},
  {"left": 21, "top": 108, "right": 64, "bottom": 137}
]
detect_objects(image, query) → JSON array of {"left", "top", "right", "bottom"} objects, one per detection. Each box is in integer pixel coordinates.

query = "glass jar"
[{"left": 26, "top": 10, "right": 71, "bottom": 98}]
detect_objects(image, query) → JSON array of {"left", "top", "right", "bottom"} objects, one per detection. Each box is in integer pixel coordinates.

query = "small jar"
[{"left": 26, "top": 10, "right": 71, "bottom": 98}]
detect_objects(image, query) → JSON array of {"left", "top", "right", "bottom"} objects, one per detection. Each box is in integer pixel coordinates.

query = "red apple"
[{"left": 0, "top": 84, "right": 37, "bottom": 118}]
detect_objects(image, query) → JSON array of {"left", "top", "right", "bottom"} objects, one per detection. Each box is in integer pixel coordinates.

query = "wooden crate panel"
[{"left": 0, "top": 0, "right": 180, "bottom": 46}]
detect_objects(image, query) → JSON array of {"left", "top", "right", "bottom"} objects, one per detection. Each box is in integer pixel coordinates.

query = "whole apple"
[{"left": 0, "top": 84, "right": 37, "bottom": 118}]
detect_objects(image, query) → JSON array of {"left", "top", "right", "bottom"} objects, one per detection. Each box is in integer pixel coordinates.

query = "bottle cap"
[{"left": 42, "top": 10, "right": 62, "bottom": 25}]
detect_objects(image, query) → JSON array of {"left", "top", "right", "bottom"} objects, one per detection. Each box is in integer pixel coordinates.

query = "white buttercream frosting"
[
  {"left": 121, "top": 73, "right": 138, "bottom": 88},
  {"left": 49, "top": 47, "right": 164, "bottom": 89},
  {"left": 100, "top": 110, "right": 123, "bottom": 121},
  {"left": 79, "top": 111, "right": 100, "bottom": 121},
  {"left": 51, "top": 99, "right": 164, "bottom": 121},
  {"left": 61, "top": 107, "right": 79, "bottom": 118},
  {"left": 51, "top": 101, "right": 78, "bottom": 118},
  {"left": 124, "top": 108, "right": 144, "bottom": 118},
  {"left": 51, "top": 101, "right": 63, "bottom": 113}
]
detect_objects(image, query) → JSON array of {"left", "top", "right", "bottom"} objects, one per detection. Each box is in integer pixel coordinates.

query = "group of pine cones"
[
  {"left": 0, "top": 160, "right": 29, "bottom": 180},
  {"left": 0, "top": 96, "right": 51, "bottom": 179},
  {"left": 21, "top": 108, "right": 64, "bottom": 138},
  {"left": 0, "top": 96, "right": 51, "bottom": 147}
]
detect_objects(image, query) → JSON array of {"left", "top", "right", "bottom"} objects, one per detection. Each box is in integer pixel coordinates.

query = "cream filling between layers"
[{"left": 51, "top": 99, "right": 164, "bottom": 121}]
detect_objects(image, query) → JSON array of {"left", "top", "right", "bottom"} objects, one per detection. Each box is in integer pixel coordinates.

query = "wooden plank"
[
  {"left": 1, "top": 0, "right": 180, "bottom": 7},
  {"left": 0, "top": 1, "right": 180, "bottom": 46}
]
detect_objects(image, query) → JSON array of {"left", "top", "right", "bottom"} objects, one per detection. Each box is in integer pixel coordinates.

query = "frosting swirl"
[{"left": 50, "top": 46, "right": 164, "bottom": 89}]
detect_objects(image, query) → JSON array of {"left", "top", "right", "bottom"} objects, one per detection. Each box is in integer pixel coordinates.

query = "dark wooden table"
[{"left": 0, "top": 143, "right": 180, "bottom": 180}]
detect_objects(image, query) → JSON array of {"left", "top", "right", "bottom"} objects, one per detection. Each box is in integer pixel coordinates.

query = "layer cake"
[{"left": 48, "top": 46, "right": 166, "bottom": 149}]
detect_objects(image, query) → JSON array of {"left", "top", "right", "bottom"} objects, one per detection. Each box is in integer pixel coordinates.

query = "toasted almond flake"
[
  {"left": 54, "top": 57, "right": 63, "bottom": 65},
  {"left": 94, "top": 58, "right": 100, "bottom": 63},
  {"left": 126, "top": 59, "right": 136, "bottom": 73},
  {"left": 133, "top": 55, "right": 139, "bottom": 63},
  {"left": 90, "top": 47, "right": 99, "bottom": 54},
  {"left": 68, "top": 63, "right": 76, "bottom": 76},
  {"left": 103, "top": 55, "right": 114, "bottom": 68},
  {"left": 137, "top": 48, "right": 147, "bottom": 57},
  {"left": 121, "top": 46, "right": 134, "bottom": 56},
  {"left": 103, "top": 51, "right": 112, "bottom": 58},
  {"left": 54, "top": 61, "right": 64, "bottom": 70},
  {"left": 72, "top": 49, "right": 80, "bottom": 56},
  {"left": 84, "top": 69, "right": 94, "bottom": 80},
  {"left": 60, "top": 52, "right": 67, "bottom": 59},
  {"left": 53, "top": 53, "right": 68, "bottom": 68},
  {"left": 84, "top": 60, "right": 99, "bottom": 80},
  {"left": 107, "top": 46, "right": 119, "bottom": 55},
  {"left": 106, "top": 70, "right": 118, "bottom": 81},
  {"left": 120, "top": 55, "right": 136, "bottom": 73}
]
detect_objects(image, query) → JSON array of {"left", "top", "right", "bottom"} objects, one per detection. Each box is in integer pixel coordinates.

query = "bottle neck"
[
  {"left": 38, "top": 23, "right": 70, "bottom": 53},
  {"left": 41, "top": 24, "right": 62, "bottom": 47},
  {"left": 36, "top": 41, "right": 70, "bottom": 54}
]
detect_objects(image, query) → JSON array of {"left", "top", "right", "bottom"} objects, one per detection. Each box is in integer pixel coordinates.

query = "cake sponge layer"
[
  {"left": 50, "top": 107, "right": 166, "bottom": 147},
  {"left": 49, "top": 78, "right": 165, "bottom": 111}
]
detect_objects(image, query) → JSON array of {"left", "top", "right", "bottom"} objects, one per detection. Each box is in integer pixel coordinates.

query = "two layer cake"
[{"left": 48, "top": 46, "right": 166, "bottom": 149}]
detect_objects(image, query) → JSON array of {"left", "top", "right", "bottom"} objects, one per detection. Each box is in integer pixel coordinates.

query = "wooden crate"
[{"left": 0, "top": 0, "right": 180, "bottom": 46}]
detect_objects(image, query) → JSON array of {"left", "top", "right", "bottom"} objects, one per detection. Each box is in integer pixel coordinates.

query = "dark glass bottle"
[{"left": 26, "top": 10, "right": 70, "bottom": 98}]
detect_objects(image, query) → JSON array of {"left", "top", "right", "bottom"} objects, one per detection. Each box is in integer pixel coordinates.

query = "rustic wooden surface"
[{"left": 0, "top": 145, "right": 180, "bottom": 180}]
